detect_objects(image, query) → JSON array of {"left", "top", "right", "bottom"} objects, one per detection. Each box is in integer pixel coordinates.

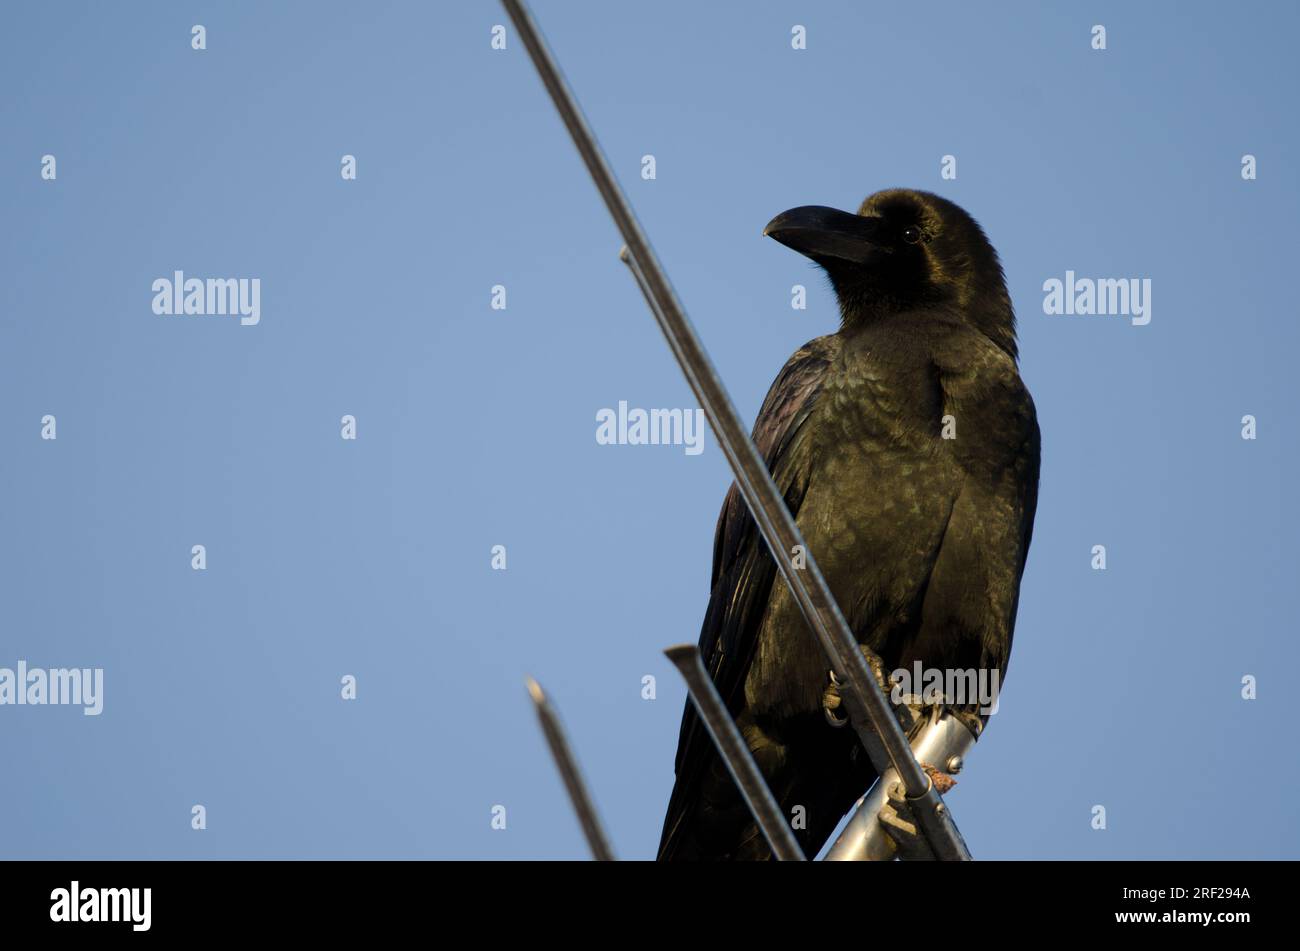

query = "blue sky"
[{"left": 1, "top": 1, "right": 1296, "bottom": 859}]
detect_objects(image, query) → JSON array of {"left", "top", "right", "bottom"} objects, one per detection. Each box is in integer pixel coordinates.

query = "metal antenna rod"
[
  {"left": 663, "top": 645, "right": 805, "bottom": 861},
  {"left": 502, "top": 0, "right": 969, "bottom": 860},
  {"left": 525, "top": 677, "right": 616, "bottom": 861}
]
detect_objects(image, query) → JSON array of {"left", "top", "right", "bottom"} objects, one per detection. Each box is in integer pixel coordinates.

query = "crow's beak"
[{"left": 763, "top": 205, "right": 889, "bottom": 265}]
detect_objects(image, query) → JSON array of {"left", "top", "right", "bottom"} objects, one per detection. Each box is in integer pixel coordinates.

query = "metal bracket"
[{"left": 824, "top": 708, "right": 979, "bottom": 861}]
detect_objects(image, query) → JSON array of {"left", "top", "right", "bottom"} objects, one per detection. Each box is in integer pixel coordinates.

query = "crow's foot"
[{"left": 821, "top": 646, "right": 891, "bottom": 728}]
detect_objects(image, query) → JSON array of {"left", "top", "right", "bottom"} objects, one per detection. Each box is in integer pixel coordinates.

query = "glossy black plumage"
[{"left": 658, "top": 189, "right": 1040, "bottom": 861}]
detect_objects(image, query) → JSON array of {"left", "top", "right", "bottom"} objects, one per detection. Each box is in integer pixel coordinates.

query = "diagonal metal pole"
[
  {"left": 663, "top": 645, "right": 805, "bottom": 861},
  {"left": 502, "top": 0, "right": 969, "bottom": 860},
  {"left": 525, "top": 676, "right": 616, "bottom": 861}
]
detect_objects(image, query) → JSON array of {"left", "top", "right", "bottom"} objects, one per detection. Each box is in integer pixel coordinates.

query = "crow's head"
[{"left": 764, "top": 189, "right": 1016, "bottom": 359}]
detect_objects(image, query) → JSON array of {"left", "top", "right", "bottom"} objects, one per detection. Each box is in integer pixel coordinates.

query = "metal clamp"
[{"left": 824, "top": 709, "right": 979, "bottom": 861}]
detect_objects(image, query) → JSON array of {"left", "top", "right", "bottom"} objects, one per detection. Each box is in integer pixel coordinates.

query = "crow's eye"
[{"left": 902, "top": 226, "right": 926, "bottom": 245}]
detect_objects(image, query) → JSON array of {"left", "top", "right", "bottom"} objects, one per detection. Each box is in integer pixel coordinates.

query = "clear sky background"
[{"left": 1, "top": 1, "right": 1295, "bottom": 860}]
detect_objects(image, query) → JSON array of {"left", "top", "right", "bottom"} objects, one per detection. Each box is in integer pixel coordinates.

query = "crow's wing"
[
  {"left": 907, "top": 333, "right": 1041, "bottom": 679},
  {"left": 658, "top": 334, "right": 839, "bottom": 858}
]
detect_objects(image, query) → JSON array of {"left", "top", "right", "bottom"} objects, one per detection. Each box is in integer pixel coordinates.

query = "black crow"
[{"left": 658, "top": 189, "right": 1040, "bottom": 860}]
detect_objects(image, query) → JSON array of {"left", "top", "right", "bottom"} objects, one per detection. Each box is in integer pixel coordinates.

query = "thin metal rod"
[
  {"left": 503, "top": 0, "right": 969, "bottom": 861},
  {"left": 663, "top": 645, "right": 804, "bottom": 861},
  {"left": 525, "top": 676, "right": 616, "bottom": 861}
]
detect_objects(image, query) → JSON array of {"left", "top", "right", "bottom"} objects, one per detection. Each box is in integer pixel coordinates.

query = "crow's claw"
[{"left": 821, "top": 646, "right": 892, "bottom": 729}]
